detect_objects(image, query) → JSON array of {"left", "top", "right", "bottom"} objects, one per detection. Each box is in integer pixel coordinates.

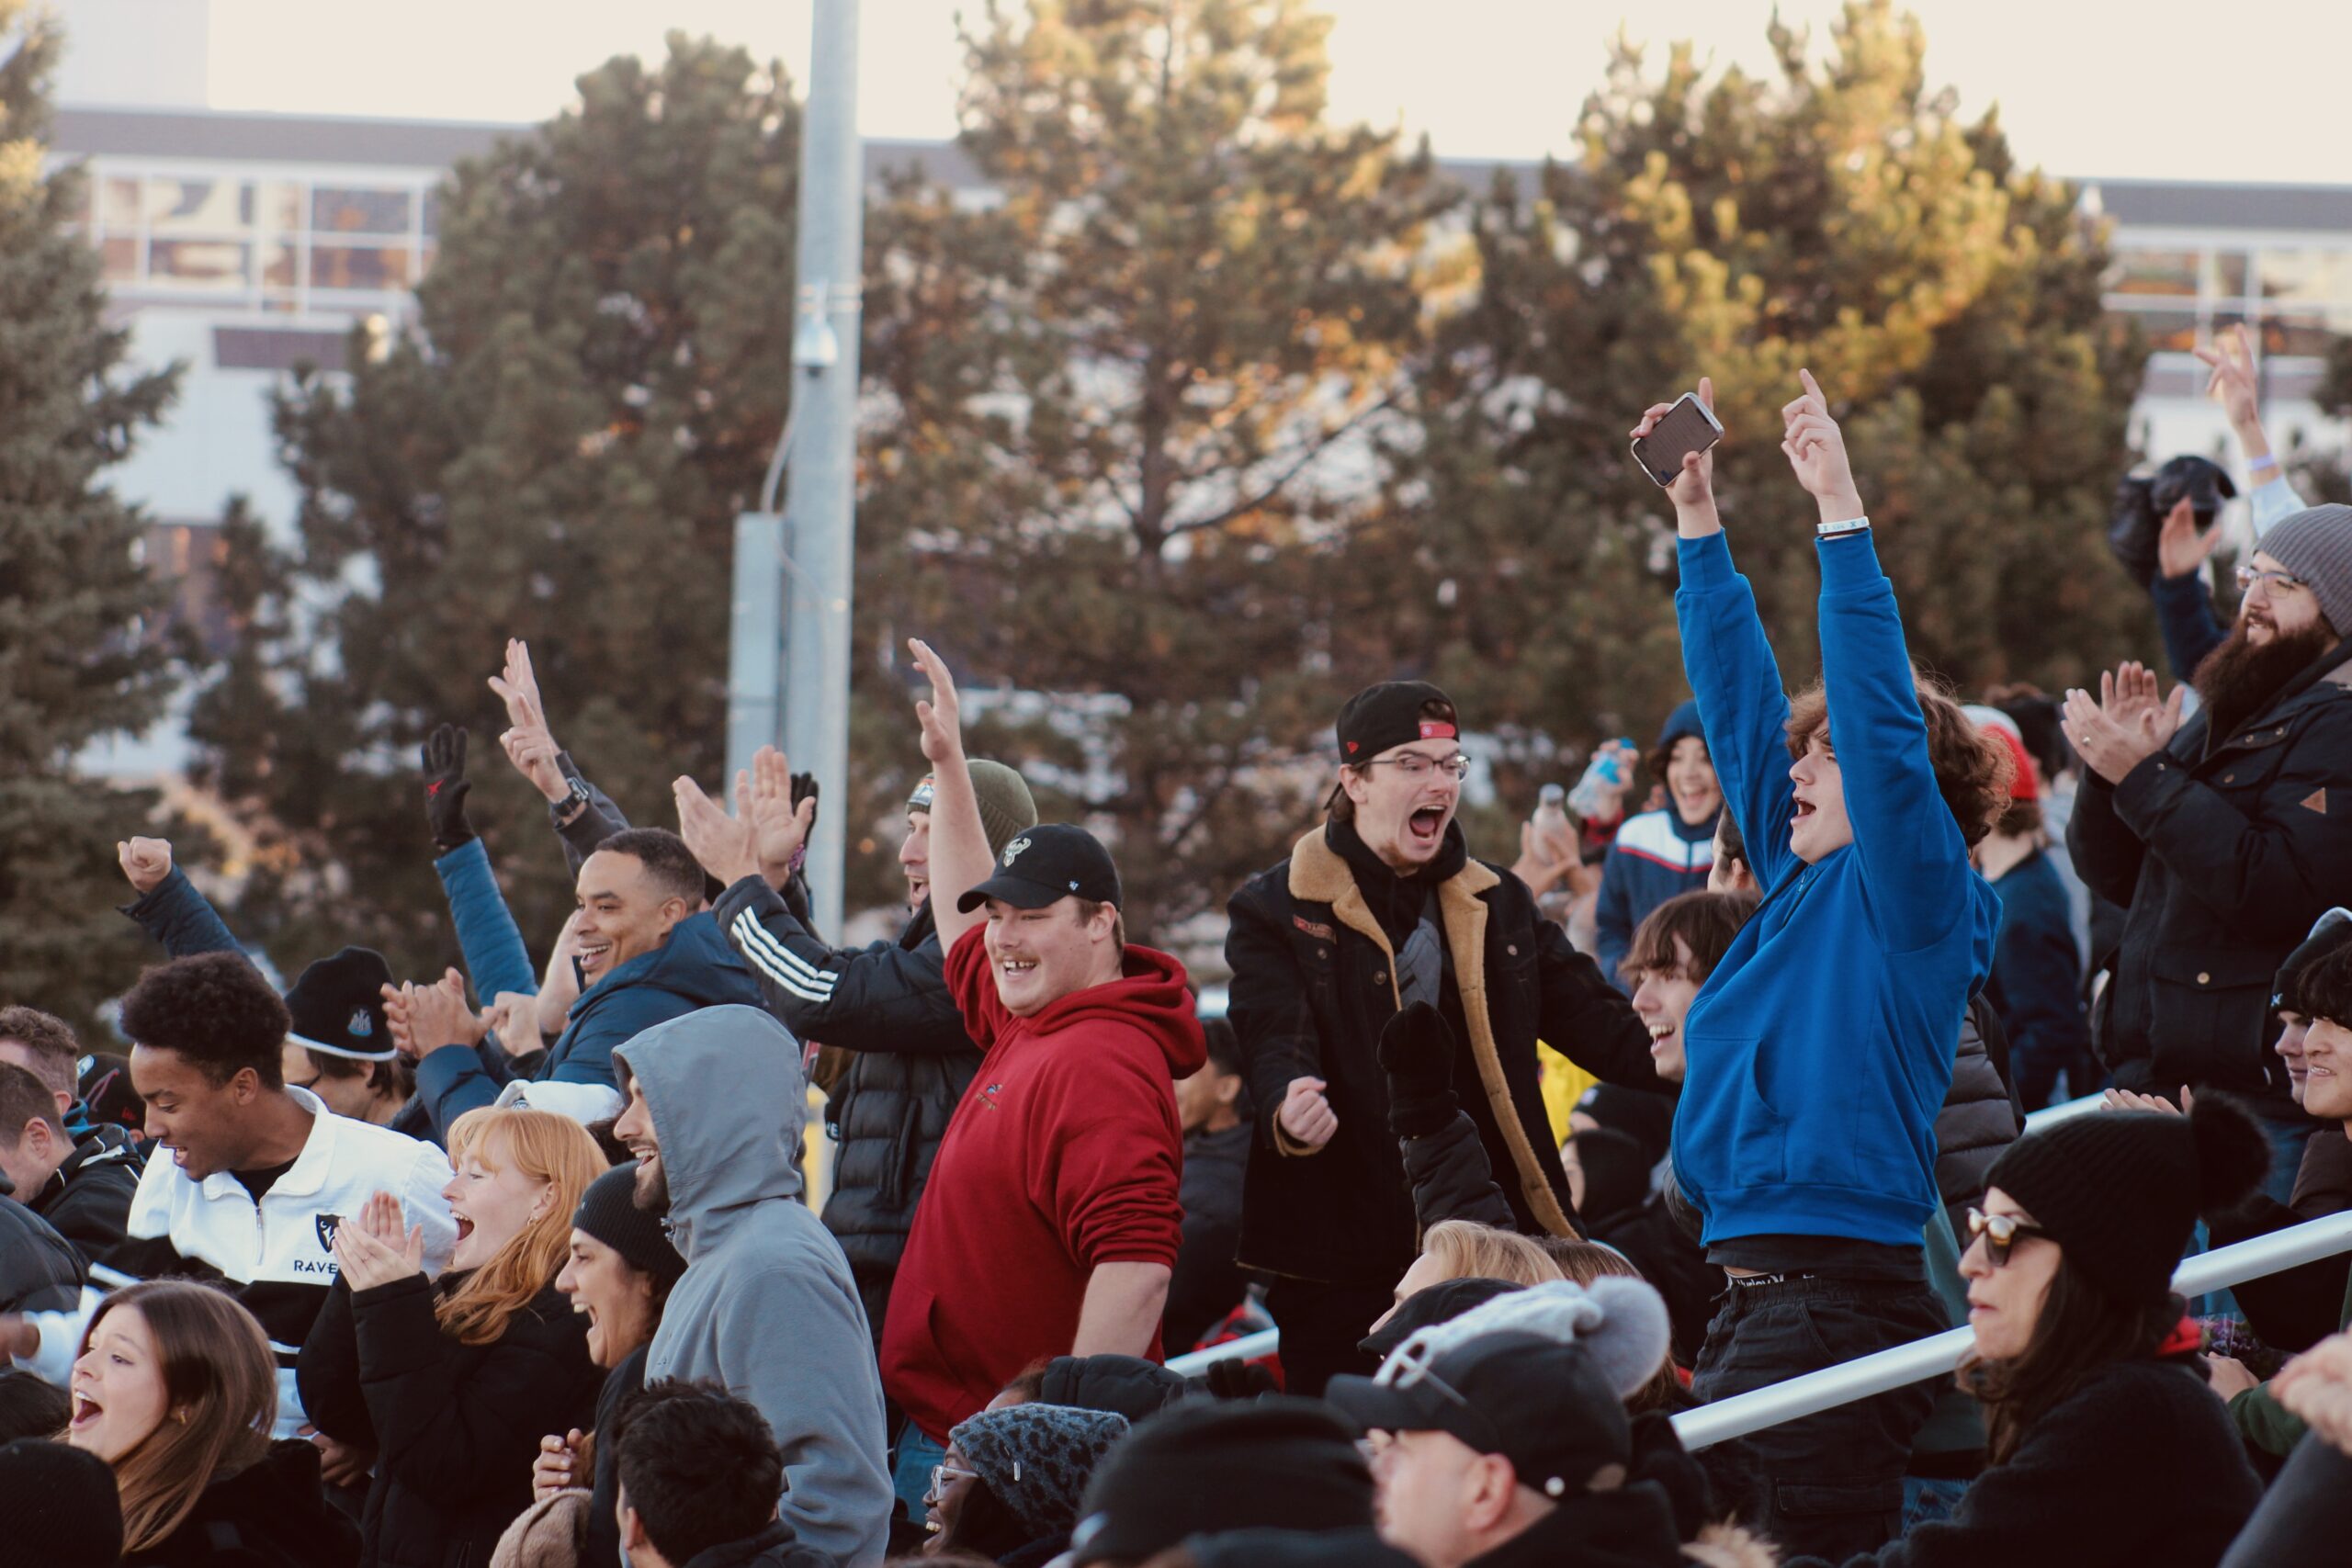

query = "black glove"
[
  {"left": 1193, "top": 1358, "right": 1278, "bottom": 1402},
  {"left": 1380, "top": 1000, "right": 1460, "bottom": 1140},
  {"left": 791, "top": 770, "right": 820, "bottom": 828},
  {"left": 422, "top": 724, "right": 475, "bottom": 853}
]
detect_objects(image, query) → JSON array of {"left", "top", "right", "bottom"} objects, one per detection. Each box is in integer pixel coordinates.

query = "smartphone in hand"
[{"left": 1632, "top": 392, "right": 1724, "bottom": 486}]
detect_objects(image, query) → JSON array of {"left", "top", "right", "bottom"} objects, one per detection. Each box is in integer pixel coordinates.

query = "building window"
[{"left": 311, "top": 186, "right": 413, "bottom": 235}]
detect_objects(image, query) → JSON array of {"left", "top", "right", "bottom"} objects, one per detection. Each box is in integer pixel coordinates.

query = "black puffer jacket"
[
  {"left": 123, "top": 1440, "right": 360, "bottom": 1568},
  {"left": 28, "top": 1123, "right": 143, "bottom": 1270},
  {"left": 707, "top": 876, "right": 978, "bottom": 1336},
  {"left": 297, "top": 1273, "right": 604, "bottom": 1568},
  {"left": 1226, "top": 821, "right": 1668, "bottom": 1288},
  {"left": 1934, "top": 996, "right": 2022, "bottom": 1229},
  {"left": 0, "top": 1196, "right": 83, "bottom": 1312},
  {"left": 2070, "top": 641, "right": 2352, "bottom": 1100}
]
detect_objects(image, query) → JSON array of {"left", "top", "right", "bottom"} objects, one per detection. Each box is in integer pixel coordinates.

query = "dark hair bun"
[{"left": 2188, "top": 1092, "right": 2270, "bottom": 1213}]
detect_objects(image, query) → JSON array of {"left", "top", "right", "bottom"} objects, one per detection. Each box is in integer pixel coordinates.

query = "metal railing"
[
  {"left": 2021, "top": 1089, "right": 2107, "bottom": 1132},
  {"left": 1668, "top": 1210, "right": 2352, "bottom": 1450}
]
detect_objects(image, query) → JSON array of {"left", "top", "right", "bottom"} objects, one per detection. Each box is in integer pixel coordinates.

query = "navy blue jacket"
[
  {"left": 1671, "top": 527, "right": 1998, "bottom": 1248},
  {"left": 1983, "top": 850, "right": 2088, "bottom": 1071},
  {"left": 413, "top": 912, "right": 762, "bottom": 1137},
  {"left": 1594, "top": 807, "right": 1717, "bottom": 990}
]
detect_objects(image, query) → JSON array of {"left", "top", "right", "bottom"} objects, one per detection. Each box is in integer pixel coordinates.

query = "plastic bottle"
[
  {"left": 1566, "top": 740, "right": 1634, "bottom": 820},
  {"left": 1533, "top": 782, "right": 1571, "bottom": 848}
]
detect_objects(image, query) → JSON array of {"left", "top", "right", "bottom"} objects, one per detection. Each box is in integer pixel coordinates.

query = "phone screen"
[{"left": 1632, "top": 395, "right": 1724, "bottom": 486}]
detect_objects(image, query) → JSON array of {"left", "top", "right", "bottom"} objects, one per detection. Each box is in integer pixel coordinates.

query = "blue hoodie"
[
  {"left": 413, "top": 911, "right": 762, "bottom": 1138},
  {"left": 1594, "top": 700, "right": 1717, "bottom": 991},
  {"left": 1668, "top": 528, "right": 1999, "bottom": 1248}
]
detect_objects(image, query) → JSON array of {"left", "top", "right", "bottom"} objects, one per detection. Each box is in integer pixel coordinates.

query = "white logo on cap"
[{"left": 1003, "top": 836, "right": 1032, "bottom": 866}]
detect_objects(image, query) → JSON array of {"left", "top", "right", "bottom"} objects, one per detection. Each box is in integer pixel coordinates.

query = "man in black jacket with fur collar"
[{"left": 1225, "top": 681, "right": 1669, "bottom": 1394}]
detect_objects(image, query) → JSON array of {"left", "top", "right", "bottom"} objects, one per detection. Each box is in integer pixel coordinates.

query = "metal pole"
[
  {"left": 725, "top": 512, "right": 786, "bottom": 785},
  {"left": 778, "top": 0, "right": 864, "bottom": 940}
]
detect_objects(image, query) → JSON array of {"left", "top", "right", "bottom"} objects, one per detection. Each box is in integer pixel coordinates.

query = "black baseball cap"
[
  {"left": 956, "top": 823, "right": 1124, "bottom": 914},
  {"left": 1357, "top": 1278, "right": 1524, "bottom": 1362},
  {"left": 1325, "top": 1331, "right": 1630, "bottom": 1501},
  {"left": 284, "top": 947, "right": 398, "bottom": 1062},
  {"left": 1337, "top": 681, "right": 1458, "bottom": 763}
]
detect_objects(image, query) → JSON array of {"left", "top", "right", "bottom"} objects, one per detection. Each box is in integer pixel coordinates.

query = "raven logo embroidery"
[
  {"left": 315, "top": 1213, "right": 343, "bottom": 1250},
  {"left": 2301, "top": 789, "right": 2328, "bottom": 816}
]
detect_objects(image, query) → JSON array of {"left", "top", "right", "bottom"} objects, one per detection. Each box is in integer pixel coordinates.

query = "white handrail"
[
  {"left": 1668, "top": 1210, "right": 2352, "bottom": 1450},
  {"left": 1166, "top": 1327, "right": 1279, "bottom": 1376},
  {"left": 2021, "top": 1090, "right": 2107, "bottom": 1132}
]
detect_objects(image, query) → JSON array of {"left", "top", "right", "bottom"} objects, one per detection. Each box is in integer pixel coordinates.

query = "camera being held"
[{"left": 2108, "top": 455, "right": 2236, "bottom": 588}]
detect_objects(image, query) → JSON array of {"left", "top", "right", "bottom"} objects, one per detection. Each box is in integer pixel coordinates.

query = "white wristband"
[{"left": 1816, "top": 516, "right": 1871, "bottom": 538}]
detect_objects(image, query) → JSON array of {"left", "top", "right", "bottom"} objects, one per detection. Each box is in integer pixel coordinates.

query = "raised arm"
[
  {"left": 1781, "top": 371, "right": 1975, "bottom": 951},
  {"left": 117, "top": 839, "right": 243, "bottom": 959},
  {"left": 1651, "top": 379, "right": 1801, "bottom": 894},
  {"left": 909, "top": 640, "right": 996, "bottom": 953},
  {"left": 2198, "top": 323, "right": 2308, "bottom": 537},
  {"left": 421, "top": 725, "right": 537, "bottom": 1002}
]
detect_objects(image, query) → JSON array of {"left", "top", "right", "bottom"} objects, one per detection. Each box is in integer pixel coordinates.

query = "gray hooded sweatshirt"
[{"left": 615, "top": 1005, "right": 891, "bottom": 1567}]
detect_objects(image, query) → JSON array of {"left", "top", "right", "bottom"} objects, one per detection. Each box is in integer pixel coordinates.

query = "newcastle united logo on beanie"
[{"left": 285, "top": 948, "right": 400, "bottom": 1063}]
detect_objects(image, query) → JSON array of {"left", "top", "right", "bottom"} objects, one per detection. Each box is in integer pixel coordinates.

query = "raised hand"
[
  {"left": 1511, "top": 820, "right": 1570, "bottom": 897},
  {"left": 2194, "top": 323, "right": 2265, "bottom": 443},
  {"left": 118, "top": 836, "right": 174, "bottom": 897},
  {"left": 2155, "top": 496, "right": 2222, "bottom": 581},
  {"left": 673, "top": 773, "right": 760, "bottom": 887},
  {"left": 481, "top": 991, "right": 543, "bottom": 1055},
  {"left": 1780, "top": 368, "right": 1864, "bottom": 521},
  {"left": 1629, "top": 376, "right": 1719, "bottom": 512},
  {"left": 749, "top": 746, "right": 818, "bottom": 889},
  {"left": 1278, "top": 1076, "right": 1338, "bottom": 1150},
  {"left": 421, "top": 724, "right": 475, "bottom": 852},
  {"left": 908, "top": 638, "right": 966, "bottom": 768},
  {"left": 490, "top": 638, "right": 568, "bottom": 804},
  {"left": 379, "top": 982, "right": 418, "bottom": 1062}
]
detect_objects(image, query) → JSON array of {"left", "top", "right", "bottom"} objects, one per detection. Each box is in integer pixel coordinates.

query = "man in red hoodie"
[{"left": 878, "top": 639, "right": 1207, "bottom": 1512}]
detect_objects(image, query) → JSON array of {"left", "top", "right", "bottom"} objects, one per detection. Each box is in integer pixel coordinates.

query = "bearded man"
[{"left": 2069, "top": 502, "right": 2352, "bottom": 1189}]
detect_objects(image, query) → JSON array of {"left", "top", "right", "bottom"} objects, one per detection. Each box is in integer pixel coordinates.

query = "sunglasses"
[{"left": 1965, "top": 1206, "right": 2052, "bottom": 1268}]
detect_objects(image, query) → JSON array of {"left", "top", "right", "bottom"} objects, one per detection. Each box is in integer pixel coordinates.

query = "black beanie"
[
  {"left": 1984, "top": 1094, "right": 2269, "bottom": 1310},
  {"left": 572, "top": 1165, "right": 685, "bottom": 1292},
  {"left": 1568, "top": 1126, "right": 1650, "bottom": 1226},
  {"left": 1069, "top": 1397, "right": 1373, "bottom": 1564},
  {"left": 2273, "top": 908, "right": 2352, "bottom": 1016},
  {"left": 1039, "top": 1353, "right": 1190, "bottom": 1426},
  {"left": 0, "top": 1438, "right": 124, "bottom": 1568},
  {"left": 1358, "top": 1277, "right": 1523, "bottom": 1361}
]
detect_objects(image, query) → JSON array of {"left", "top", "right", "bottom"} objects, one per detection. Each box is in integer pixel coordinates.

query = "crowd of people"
[{"left": 3, "top": 349, "right": 2352, "bottom": 1567}]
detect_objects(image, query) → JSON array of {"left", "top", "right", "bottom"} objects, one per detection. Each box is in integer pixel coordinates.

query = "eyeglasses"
[
  {"left": 1965, "top": 1206, "right": 2052, "bottom": 1268},
  {"left": 2237, "top": 565, "right": 2308, "bottom": 597},
  {"left": 923, "top": 1463, "right": 979, "bottom": 1503},
  {"left": 1359, "top": 752, "right": 1472, "bottom": 781}
]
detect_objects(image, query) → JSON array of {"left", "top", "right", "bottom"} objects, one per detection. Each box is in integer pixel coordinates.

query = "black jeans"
[
  {"left": 1690, "top": 1275, "right": 1948, "bottom": 1562},
  {"left": 1266, "top": 1277, "right": 1393, "bottom": 1398}
]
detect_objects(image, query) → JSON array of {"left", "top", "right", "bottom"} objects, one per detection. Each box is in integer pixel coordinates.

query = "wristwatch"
[{"left": 549, "top": 776, "right": 593, "bottom": 828}]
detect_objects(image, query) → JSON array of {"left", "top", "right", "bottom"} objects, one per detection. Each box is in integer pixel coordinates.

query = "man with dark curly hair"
[
  {"left": 0, "top": 953, "right": 456, "bottom": 1449},
  {"left": 1638, "top": 371, "right": 2014, "bottom": 1560},
  {"left": 612, "top": 1380, "right": 824, "bottom": 1568}
]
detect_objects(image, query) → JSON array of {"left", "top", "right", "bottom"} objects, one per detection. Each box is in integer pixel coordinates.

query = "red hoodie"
[{"left": 880, "top": 924, "right": 1206, "bottom": 1439}]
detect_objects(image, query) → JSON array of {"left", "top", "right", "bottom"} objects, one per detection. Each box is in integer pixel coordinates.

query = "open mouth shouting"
[
  {"left": 1405, "top": 804, "right": 1450, "bottom": 851},
  {"left": 70, "top": 1392, "right": 103, "bottom": 1433}
]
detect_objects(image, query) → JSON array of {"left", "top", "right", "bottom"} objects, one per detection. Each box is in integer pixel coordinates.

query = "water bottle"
[{"left": 1566, "top": 741, "right": 1634, "bottom": 820}]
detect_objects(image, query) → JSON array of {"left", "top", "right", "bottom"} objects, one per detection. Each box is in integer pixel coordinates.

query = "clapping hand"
[
  {"left": 397, "top": 969, "right": 486, "bottom": 1055},
  {"left": 749, "top": 746, "right": 818, "bottom": 889},
  {"left": 1781, "top": 369, "right": 1864, "bottom": 522},
  {"left": 2063, "top": 662, "right": 2186, "bottom": 785},
  {"left": 2156, "top": 497, "right": 2222, "bottom": 582},
  {"left": 533, "top": 1429, "right": 589, "bottom": 1501},
  {"left": 673, "top": 773, "right": 761, "bottom": 888},
  {"left": 2100, "top": 1085, "right": 2192, "bottom": 1116},
  {"left": 331, "top": 1190, "right": 424, "bottom": 1292},
  {"left": 1630, "top": 377, "right": 1719, "bottom": 510},
  {"left": 908, "top": 639, "right": 967, "bottom": 768},
  {"left": 490, "top": 639, "right": 569, "bottom": 805},
  {"left": 118, "top": 837, "right": 174, "bottom": 897}
]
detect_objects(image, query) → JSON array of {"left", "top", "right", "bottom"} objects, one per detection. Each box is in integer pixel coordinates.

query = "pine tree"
[
  {"left": 0, "top": 4, "right": 179, "bottom": 1029},
  {"left": 1391, "top": 0, "right": 2153, "bottom": 785},
  {"left": 195, "top": 36, "right": 803, "bottom": 976},
  {"left": 856, "top": 0, "right": 1457, "bottom": 938}
]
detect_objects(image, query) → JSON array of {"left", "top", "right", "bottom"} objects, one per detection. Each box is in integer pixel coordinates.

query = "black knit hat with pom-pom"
[{"left": 1984, "top": 1094, "right": 2269, "bottom": 1311}]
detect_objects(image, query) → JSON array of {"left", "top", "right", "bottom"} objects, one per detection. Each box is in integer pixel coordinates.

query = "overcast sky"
[{"left": 175, "top": 1, "right": 2352, "bottom": 185}]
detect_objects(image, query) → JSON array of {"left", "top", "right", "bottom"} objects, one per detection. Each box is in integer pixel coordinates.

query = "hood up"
[
  {"left": 613, "top": 1004, "right": 807, "bottom": 1261},
  {"left": 1019, "top": 944, "right": 1205, "bottom": 1077}
]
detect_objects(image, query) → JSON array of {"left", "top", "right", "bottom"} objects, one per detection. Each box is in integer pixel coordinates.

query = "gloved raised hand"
[
  {"left": 422, "top": 724, "right": 475, "bottom": 853},
  {"left": 1380, "top": 1000, "right": 1461, "bottom": 1140}
]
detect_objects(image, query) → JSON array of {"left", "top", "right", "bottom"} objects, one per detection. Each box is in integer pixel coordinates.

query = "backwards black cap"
[
  {"left": 1336, "top": 681, "right": 1458, "bottom": 764},
  {"left": 285, "top": 947, "right": 398, "bottom": 1062},
  {"left": 1327, "top": 1330, "right": 1631, "bottom": 1501},
  {"left": 956, "top": 823, "right": 1123, "bottom": 914}
]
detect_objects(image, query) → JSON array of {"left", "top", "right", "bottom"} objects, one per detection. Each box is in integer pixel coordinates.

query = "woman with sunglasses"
[{"left": 1784, "top": 1095, "right": 2268, "bottom": 1567}]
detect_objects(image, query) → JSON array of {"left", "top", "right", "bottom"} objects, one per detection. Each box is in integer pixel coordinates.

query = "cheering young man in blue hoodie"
[{"left": 1645, "top": 372, "right": 2014, "bottom": 1561}]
